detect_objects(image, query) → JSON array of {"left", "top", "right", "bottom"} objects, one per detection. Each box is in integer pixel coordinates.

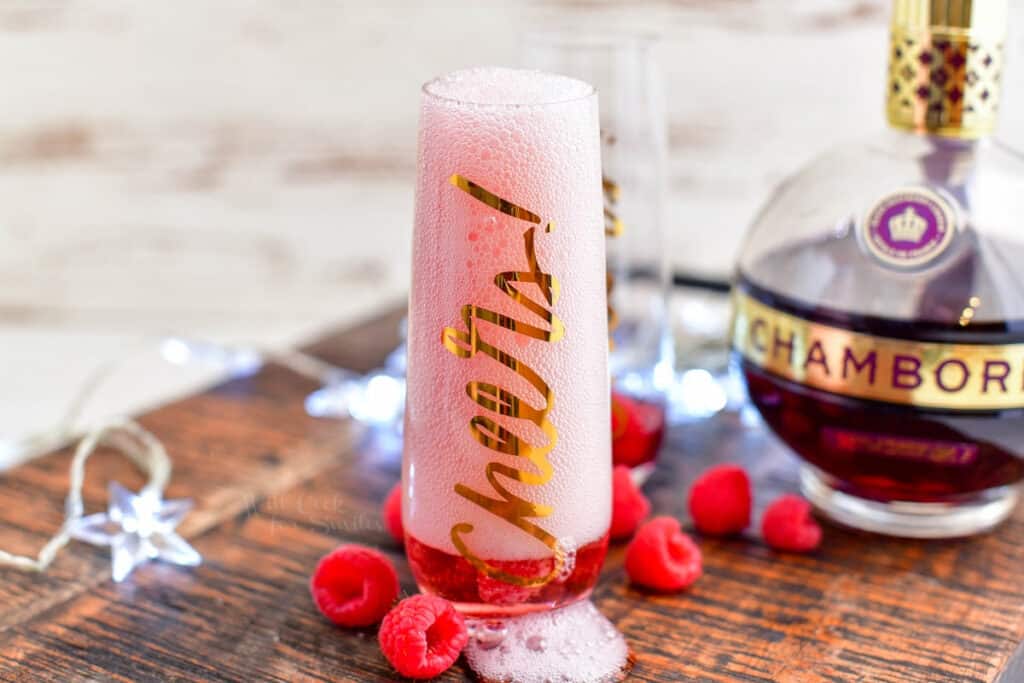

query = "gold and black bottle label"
[{"left": 731, "top": 290, "right": 1024, "bottom": 411}]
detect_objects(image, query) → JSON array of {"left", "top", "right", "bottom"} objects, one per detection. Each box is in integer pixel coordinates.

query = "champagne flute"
[{"left": 403, "top": 67, "right": 611, "bottom": 617}]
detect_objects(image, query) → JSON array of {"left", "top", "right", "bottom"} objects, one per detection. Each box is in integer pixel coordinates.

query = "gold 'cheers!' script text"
[{"left": 442, "top": 174, "right": 564, "bottom": 588}]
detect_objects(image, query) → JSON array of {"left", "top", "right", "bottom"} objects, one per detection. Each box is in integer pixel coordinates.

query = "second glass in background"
[{"left": 525, "top": 32, "right": 673, "bottom": 472}]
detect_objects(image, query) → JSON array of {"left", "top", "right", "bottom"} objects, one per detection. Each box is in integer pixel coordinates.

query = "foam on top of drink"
[{"left": 424, "top": 67, "right": 594, "bottom": 107}]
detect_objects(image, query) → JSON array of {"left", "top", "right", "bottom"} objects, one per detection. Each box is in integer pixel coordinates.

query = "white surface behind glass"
[{"left": 2, "top": 0, "right": 1022, "bottom": 435}]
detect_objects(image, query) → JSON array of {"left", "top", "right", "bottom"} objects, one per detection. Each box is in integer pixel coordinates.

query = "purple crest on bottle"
[{"left": 862, "top": 187, "right": 957, "bottom": 268}]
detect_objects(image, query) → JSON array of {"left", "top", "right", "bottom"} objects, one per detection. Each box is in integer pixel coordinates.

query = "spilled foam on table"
[{"left": 464, "top": 600, "right": 632, "bottom": 683}]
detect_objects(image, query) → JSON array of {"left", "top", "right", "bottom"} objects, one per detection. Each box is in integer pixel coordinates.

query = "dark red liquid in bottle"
[{"left": 737, "top": 275, "right": 1024, "bottom": 504}]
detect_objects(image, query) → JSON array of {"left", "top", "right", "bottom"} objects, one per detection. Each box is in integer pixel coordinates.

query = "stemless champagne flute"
[
  {"left": 524, "top": 32, "right": 672, "bottom": 472},
  {"left": 403, "top": 67, "right": 611, "bottom": 617}
]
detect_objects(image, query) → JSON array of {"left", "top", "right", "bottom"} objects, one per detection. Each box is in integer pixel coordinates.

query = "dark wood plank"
[{"left": 0, "top": 305, "right": 1023, "bottom": 682}]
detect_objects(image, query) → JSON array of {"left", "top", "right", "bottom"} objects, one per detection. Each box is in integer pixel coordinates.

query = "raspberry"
[
  {"left": 761, "top": 495, "right": 822, "bottom": 553},
  {"left": 624, "top": 516, "right": 702, "bottom": 592},
  {"left": 688, "top": 464, "right": 752, "bottom": 535},
  {"left": 407, "top": 536, "right": 480, "bottom": 603},
  {"left": 383, "top": 483, "right": 404, "bottom": 543},
  {"left": 611, "top": 465, "right": 651, "bottom": 540},
  {"left": 476, "top": 557, "right": 551, "bottom": 605},
  {"left": 379, "top": 595, "right": 468, "bottom": 679},
  {"left": 477, "top": 575, "right": 535, "bottom": 606},
  {"left": 611, "top": 391, "right": 666, "bottom": 467},
  {"left": 560, "top": 534, "right": 607, "bottom": 596},
  {"left": 310, "top": 545, "right": 399, "bottom": 628},
  {"left": 611, "top": 391, "right": 636, "bottom": 438}
]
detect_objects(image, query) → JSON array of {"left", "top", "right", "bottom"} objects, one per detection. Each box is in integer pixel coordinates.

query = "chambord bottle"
[{"left": 731, "top": 0, "right": 1024, "bottom": 537}]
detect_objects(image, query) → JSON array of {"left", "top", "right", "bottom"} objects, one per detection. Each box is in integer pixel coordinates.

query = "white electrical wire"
[
  {"left": 0, "top": 336, "right": 355, "bottom": 575},
  {"left": 0, "top": 418, "right": 170, "bottom": 573}
]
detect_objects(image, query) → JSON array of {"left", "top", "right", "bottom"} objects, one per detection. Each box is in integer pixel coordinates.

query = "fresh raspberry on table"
[
  {"left": 625, "top": 516, "right": 702, "bottom": 592},
  {"left": 379, "top": 594, "right": 468, "bottom": 679},
  {"left": 688, "top": 464, "right": 752, "bottom": 535},
  {"left": 611, "top": 465, "right": 651, "bottom": 540},
  {"left": 761, "top": 494, "right": 822, "bottom": 553},
  {"left": 611, "top": 391, "right": 666, "bottom": 467},
  {"left": 309, "top": 545, "right": 399, "bottom": 628},
  {"left": 382, "top": 482, "right": 404, "bottom": 543}
]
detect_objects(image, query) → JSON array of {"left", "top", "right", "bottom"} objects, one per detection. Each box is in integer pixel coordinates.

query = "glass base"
[
  {"left": 451, "top": 589, "right": 593, "bottom": 620},
  {"left": 800, "top": 466, "right": 1021, "bottom": 539},
  {"left": 464, "top": 600, "right": 632, "bottom": 683}
]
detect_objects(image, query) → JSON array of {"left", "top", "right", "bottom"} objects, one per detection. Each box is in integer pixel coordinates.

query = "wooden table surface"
[{"left": 1, "top": 307, "right": 1023, "bottom": 682}]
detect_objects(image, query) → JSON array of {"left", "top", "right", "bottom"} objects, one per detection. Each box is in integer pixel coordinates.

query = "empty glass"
[{"left": 525, "top": 32, "right": 673, "bottom": 472}]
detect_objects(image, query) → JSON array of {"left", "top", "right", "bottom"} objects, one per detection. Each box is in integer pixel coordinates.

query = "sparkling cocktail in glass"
[{"left": 403, "top": 67, "right": 611, "bottom": 617}]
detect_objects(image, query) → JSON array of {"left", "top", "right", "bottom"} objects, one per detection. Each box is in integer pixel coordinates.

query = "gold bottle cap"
[{"left": 887, "top": 0, "right": 1008, "bottom": 139}]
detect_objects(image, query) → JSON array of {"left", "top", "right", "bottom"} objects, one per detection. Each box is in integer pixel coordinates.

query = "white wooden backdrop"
[{"left": 3, "top": 0, "right": 1024, "bottom": 435}]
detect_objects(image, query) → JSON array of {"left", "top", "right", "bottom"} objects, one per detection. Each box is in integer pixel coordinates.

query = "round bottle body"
[{"left": 732, "top": 131, "right": 1024, "bottom": 537}]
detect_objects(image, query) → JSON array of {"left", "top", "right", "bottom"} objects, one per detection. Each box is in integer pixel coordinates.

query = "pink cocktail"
[{"left": 403, "top": 67, "right": 611, "bottom": 617}]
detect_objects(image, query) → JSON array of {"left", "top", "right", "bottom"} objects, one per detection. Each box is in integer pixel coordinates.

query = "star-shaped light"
[{"left": 69, "top": 482, "right": 201, "bottom": 582}]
